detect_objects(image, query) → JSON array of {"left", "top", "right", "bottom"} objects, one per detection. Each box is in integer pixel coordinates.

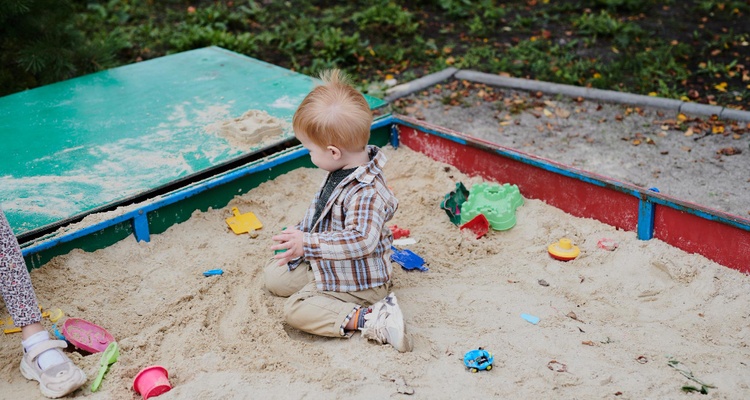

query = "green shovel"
[{"left": 91, "top": 341, "right": 119, "bottom": 392}]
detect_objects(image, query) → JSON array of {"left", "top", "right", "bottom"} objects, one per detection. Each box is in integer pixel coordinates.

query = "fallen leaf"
[
  {"left": 684, "top": 127, "right": 694, "bottom": 136},
  {"left": 543, "top": 108, "right": 553, "bottom": 117},
  {"left": 582, "top": 340, "right": 595, "bottom": 346},
  {"left": 555, "top": 108, "right": 571, "bottom": 118},
  {"left": 566, "top": 311, "right": 580, "bottom": 321},
  {"left": 717, "top": 147, "right": 742, "bottom": 155},
  {"left": 712, "top": 125, "right": 725, "bottom": 134},
  {"left": 632, "top": 139, "right": 642, "bottom": 146}
]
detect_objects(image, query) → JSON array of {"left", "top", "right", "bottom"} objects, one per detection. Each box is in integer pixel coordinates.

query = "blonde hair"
[{"left": 292, "top": 69, "right": 372, "bottom": 151}]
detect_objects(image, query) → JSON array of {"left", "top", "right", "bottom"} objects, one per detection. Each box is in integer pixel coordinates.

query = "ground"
[{"left": 389, "top": 79, "right": 750, "bottom": 218}]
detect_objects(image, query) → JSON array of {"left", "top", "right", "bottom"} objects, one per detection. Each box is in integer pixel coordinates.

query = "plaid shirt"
[{"left": 289, "top": 146, "right": 398, "bottom": 292}]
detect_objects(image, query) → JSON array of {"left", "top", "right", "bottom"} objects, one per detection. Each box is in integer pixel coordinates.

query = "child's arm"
[
  {"left": 303, "top": 188, "right": 391, "bottom": 261},
  {"left": 269, "top": 187, "right": 320, "bottom": 266}
]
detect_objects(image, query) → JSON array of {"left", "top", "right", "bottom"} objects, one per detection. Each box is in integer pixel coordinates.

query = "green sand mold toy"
[{"left": 459, "top": 183, "right": 524, "bottom": 231}]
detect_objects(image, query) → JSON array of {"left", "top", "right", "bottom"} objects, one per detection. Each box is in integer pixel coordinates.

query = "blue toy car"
[{"left": 463, "top": 348, "right": 494, "bottom": 372}]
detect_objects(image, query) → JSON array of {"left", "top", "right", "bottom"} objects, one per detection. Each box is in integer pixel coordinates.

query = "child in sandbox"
[
  {"left": 1, "top": 209, "right": 87, "bottom": 398},
  {"left": 266, "top": 69, "right": 411, "bottom": 352}
]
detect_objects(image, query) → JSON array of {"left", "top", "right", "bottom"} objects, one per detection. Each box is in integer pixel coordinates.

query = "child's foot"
[
  {"left": 20, "top": 339, "right": 87, "bottom": 398},
  {"left": 361, "top": 293, "right": 413, "bottom": 352}
]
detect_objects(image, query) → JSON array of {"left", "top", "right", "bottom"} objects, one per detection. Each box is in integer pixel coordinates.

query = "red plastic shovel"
[{"left": 460, "top": 214, "right": 490, "bottom": 239}]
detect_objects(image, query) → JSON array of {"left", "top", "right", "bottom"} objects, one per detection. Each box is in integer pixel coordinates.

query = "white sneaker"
[
  {"left": 20, "top": 339, "right": 87, "bottom": 398},
  {"left": 361, "top": 293, "right": 413, "bottom": 352}
]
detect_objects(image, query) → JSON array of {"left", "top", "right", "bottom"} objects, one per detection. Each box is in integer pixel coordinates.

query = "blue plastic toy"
[
  {"left": 203, "top": 269, "right": 224, "bottom": 277},
  {"left": 463, "top": 348, "right": 494, "bottom": 372},
  {"left": 391, "top": 247, "right": 428, "bottom": 272},
  {"left": 52, "top": 324, "right": 66, "bottom": 341},
  {"left": 521, "top": 313, "right": 540, "bottom": 325}
]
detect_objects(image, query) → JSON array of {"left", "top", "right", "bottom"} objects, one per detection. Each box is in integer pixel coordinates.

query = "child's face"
[{"left": 297, "top": 134, "right": 342, "bottom": 172}]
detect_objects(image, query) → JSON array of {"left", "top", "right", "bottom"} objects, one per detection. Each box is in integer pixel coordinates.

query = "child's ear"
[{"left": 327, "top": 145, "right": 342, "bottom": 160}]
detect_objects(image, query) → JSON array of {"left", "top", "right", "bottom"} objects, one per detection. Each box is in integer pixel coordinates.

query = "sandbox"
[{"left": 0, "top": 144, "right": 748, "bottom": 398}]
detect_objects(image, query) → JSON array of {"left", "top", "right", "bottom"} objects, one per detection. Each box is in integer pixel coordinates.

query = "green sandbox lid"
[{"left": 0, "top": 47, "right": 386, "bottom": 236}]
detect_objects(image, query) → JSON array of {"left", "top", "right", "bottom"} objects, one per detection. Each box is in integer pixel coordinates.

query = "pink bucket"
[{"left": 133, "top": 366, "right": 172, "bottom": 400}]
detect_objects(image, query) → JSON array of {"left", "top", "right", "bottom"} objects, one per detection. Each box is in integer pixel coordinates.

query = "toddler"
[{"left": 266, "top": 69, "right": 411, "bottom": 352}]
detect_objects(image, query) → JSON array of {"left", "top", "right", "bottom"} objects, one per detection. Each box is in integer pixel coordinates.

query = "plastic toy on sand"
[
  {"left": 61, "top": 318, "right": 115, "bottom": 353},
  {"left": 391, "top": 246, "right": 428, "bottom": 272},
  {"left": 548, "top": 238, "right": 580, "bottom": 261},
  {"left": 52, "top": 324, "right": 66, "bottom": 340},
  {"left": 464, "top": 348, "right": 494, "bottom": 372},
  {"left": 460, "top": 182, "right": 524, "bottom": 231},
  {"left": 133, "top": 366, "right": 172, "bottom": 400},
  {"left": 225, "top": 207, "right": 263, "bottom": 235},
  {"left": 91, "top": 341, "right": 119, "bottom": 392},
  {"left": 597, "top": 238, "right": 618, "bottom": 251},
  {"left": 389, "top": 225, "right": 410, "bottom": 239},
  {"left": 48, "top": 308, "right": 64, "bottom": 323},
  {"left": 460, "top": 214, "right": 490, "bottom": 239},
  {"left": 440, "top": 182, "right": 470, "bottom": 225}
]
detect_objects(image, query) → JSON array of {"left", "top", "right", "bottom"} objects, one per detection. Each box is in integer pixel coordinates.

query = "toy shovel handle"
[
  {"left": 90, "top": 364, "right": 108, "bottom": 392},
  {"left": 231, "top": 207, "right": 241, "bottom": 217}
]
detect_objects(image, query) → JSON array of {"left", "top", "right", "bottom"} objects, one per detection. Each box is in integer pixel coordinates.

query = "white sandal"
[{"left": 20, "top": 339, "right": 87, "bottom": 398}]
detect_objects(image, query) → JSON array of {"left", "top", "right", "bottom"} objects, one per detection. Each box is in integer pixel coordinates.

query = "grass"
[{"left": 4, "top": 0, "right": 750, "bottom": 109}]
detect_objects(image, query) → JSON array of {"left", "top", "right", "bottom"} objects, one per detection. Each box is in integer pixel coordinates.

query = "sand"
[
  {"left": 1, "top": 145, "right": 749, "bottom": 399},
  {"left": 205, "top": 109, "right": 289, "bottom": 151}
]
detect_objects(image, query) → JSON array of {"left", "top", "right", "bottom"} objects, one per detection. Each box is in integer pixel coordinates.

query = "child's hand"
[{"left": 271, "top": 228, "right": 304, "bottom": 266}]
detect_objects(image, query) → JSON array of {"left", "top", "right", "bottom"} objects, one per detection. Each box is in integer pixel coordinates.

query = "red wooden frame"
[{"left": 395, "top": 115, "right": 750, "bottom": 273}]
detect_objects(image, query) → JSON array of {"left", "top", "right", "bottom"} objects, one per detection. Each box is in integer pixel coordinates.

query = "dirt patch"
[{"left": 391, "top": 80, "right": 750, "bottom": 217}]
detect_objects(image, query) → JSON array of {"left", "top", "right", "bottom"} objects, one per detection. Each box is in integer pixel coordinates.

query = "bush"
[{"left": 0, "top": 0, "right": 124, "bottom": 96}]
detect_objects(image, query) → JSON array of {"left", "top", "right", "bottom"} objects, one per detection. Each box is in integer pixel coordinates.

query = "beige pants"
[{"left": 263, "top": 258, "right": 388, "bottom": 337}]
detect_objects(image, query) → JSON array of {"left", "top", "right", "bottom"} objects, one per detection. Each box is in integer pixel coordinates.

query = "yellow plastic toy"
[
  {"left": 548, "top": 238, "right": 580, "bottom": 261},
  {"left": 225, "top": 207, "right": 263, "bottom": 235},
  {"left": 49, "top": 308, "right": 64, "bottom": 323}
]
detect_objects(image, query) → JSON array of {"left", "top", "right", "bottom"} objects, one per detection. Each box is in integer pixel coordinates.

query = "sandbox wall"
[{"left": 18, "top": 114, "right": 750, "bottom": 273}]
